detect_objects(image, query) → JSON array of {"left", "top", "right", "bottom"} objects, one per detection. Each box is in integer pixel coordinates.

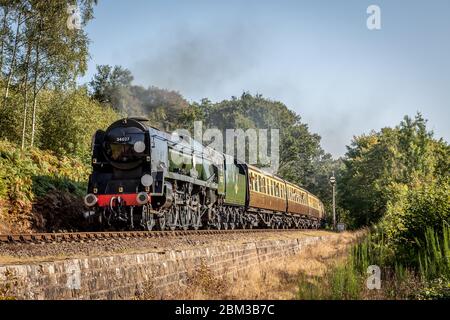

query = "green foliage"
[
  {"left": 417, "top": 224, "right": 450, "bottom": 282},
  {"left": 38, "top": 88, "right": 119, "bottom": 161},
  {"left": 0, "top": 0, "right": 98, "bottom": 148},
  {"left": 416, "top": 277, "right": 450, "bottom": 300},
  {"left": 297, "top": 253, "right": 363, "bottom": 300},
  {"left": 0, "top": 140, "right": 89, "bottom": 232},
  {"left": 89, "top": 64, "right": 189, "bottom": 126},
  {"left": 0, "top": 81, "right": 24, "bottom": 142},
  {"left": 351, "top": 226, "right": 393, "bottom": 271},
  {"left": 383, "top": 179, "right": 450, "bottom": 260},
  {"left": 298, "top": 225, "right": 449, "bottom": 300},
  {"left": 0, "top": 86, "right": 120, "bottom": 161},
  {"left": 340, "top": 114, "right": 449, "bottom": 230},
  {"left": 89, "top": 64, "right": 134, "bottom": 104}
]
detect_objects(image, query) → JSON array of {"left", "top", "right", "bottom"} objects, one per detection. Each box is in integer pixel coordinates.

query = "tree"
[
  {"left": 89, "top": 64, "right": 133, "bottom": 104},
  {"left": 199, "top": 92, "right": 329, "bottom": 187},
  {"left": 339, "top": 113, "right": 450, "bottom": 229},
  {"left": 0, "top": 0, "right": 98, "bottom": 147},
  {"left": 39, "top": 88, "right": 119, "bottom": 161},
  {"left": 89, "top": 64, "right": 189, "bottom": 125}
]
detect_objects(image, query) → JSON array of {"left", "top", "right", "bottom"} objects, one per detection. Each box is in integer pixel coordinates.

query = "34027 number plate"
[{"left": 116, "top": 137, "right": 130, "bottom": 142}]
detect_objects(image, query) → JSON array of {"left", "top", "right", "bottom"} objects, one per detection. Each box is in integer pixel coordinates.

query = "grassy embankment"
[
  {"left": 136, "top": 231, "right": 364, "bottom": 300},
  {"left": 139, "top": 226, "right": 449, "bottom": 300}
]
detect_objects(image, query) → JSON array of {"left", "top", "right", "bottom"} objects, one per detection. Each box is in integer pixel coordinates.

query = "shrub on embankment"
[
  {"left": 298, "top": 172, "right": 449, "bottom": 300},
  {"left": 0, "top": 140, "right": 90, "bottom": 233},
  {"left": 298, "top": 223, "right": 450, "bottom": 300},
  {"left": 322, "top": 114, "right": 450, "bottom": 299}
]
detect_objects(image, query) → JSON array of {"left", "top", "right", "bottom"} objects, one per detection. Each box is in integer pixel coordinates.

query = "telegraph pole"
[{"left": 330, "top": 172, "right": 336, "bottom": 230}]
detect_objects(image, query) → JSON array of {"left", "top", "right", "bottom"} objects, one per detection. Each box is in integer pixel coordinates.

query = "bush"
[
  {"left": 0, "top": 84, "right": 120, "bottom": 163},
  {"left": 297, "top": 225, "right": 449, "bottom": 300},
  {"left": 38, "top": 88, "right": 120, "bottom": 162},
  {"left": 0, "top": 140, "right": 89, "bottom": 233},
  {"left": 382, "top": 179, "right": 450, "bottom": 261}
]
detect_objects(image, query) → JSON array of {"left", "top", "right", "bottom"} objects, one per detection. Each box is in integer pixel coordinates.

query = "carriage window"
[
  {"left": 262, "top": 177, "right": 266, "bottom": 193},
  {"left": 257, "top": 175, "right": 261, "bottom": 192}
]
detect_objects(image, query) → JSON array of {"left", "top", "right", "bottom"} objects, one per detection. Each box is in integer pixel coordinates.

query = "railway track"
[{"left": 0, "top": 228, "right": 305, "bottom": 244}]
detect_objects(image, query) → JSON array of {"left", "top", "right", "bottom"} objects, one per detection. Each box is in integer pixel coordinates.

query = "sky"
[{"left": 80, "top": 0, "right": 450, "bottom": 157}]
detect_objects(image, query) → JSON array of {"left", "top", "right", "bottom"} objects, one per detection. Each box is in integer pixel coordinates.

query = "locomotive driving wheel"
[
  {"left": 165, "top": 205, "right": 178, "bottom": 231},
  {"left": 191, "top": 194, "right": 202, "bottom": 230},
  {"left": 158, "top": 213, "right": 166, "bottom": 230},
  {"left": 179, "top": 204, "right": 191, "bottom": 230},
  {"left": 191, "top": 206, "right": 201, "bottom": 230},
  {"left": 229, "top": 208, "right": 237, "bottom": 230},
  {"left": 221, "top": 208, "right": 229, "bottom": 230},
  {"left": 142, "top": 205, "right": 156, "bottom": 231}
]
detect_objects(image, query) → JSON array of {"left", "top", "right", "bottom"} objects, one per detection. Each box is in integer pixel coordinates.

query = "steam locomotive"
[{"left": 84, "top": 117, "right": 325, "bottom": 230}]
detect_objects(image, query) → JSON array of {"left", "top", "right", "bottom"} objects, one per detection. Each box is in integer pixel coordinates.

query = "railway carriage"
[
  {"left": 85, "top": 117, "right": 325, "bottom": 231},
  {"left": 286, "top": 181, "right": 324, "bottom": 228},
  {"left": 246, "top": 165, "right": 287, "bottom": 228}
]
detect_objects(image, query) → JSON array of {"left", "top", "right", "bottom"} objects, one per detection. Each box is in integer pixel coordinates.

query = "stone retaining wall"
[{"left": 0, "top": 235, "right": 330, "bottom": 300}]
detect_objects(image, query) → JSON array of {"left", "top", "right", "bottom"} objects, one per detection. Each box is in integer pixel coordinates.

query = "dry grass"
[{"left": 225, "top": 231, "right": 362, "bottom": 300}]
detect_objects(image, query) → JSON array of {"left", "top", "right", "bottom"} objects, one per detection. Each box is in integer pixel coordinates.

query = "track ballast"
[{"left": 0, "top": 228, "right": 306, "bottom": 244}]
